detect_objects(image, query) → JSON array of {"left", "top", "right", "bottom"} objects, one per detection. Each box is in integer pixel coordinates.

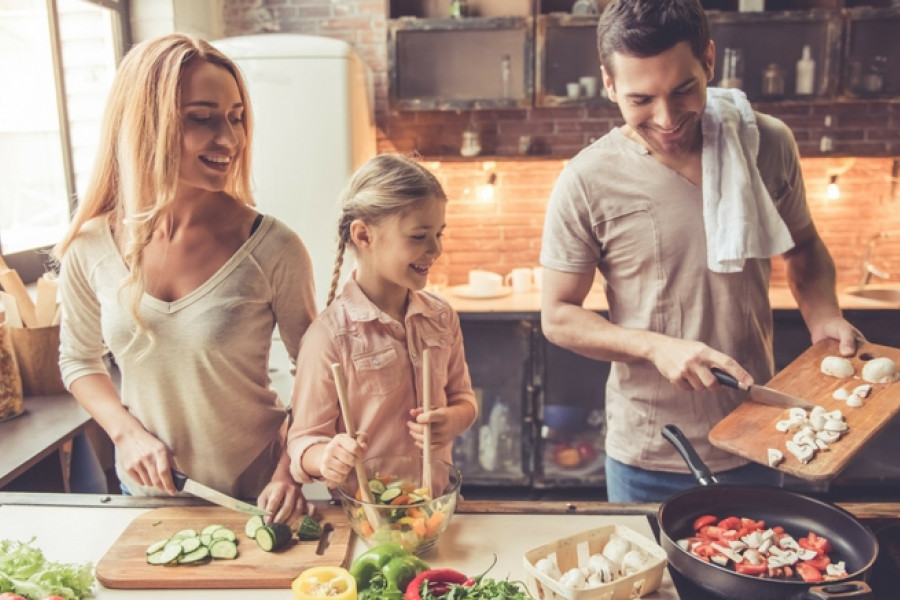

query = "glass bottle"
[
  {"left": 819, "top": 115, "right": 834, "bottom": 153},
  {"left": 761, "top": 63, "right": 785, "bottom": 98},
  {"left": 460, "top": 122, "right": 481, "bottom": 157},
  {"left": 449, "top": 0, "right": 467, "bottom": 18},
  {"left": 795, "top": 45, "right": 815, "bottom": 96},
  {"left": 720, "top": 48, "right": 744, "bottom": 89}
]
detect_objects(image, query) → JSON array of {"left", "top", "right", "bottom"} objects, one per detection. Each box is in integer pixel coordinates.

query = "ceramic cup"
[
  {"left": 566, "top": 82, "right": 581, "bottom": 99},
  {"left": 505, "top": 268, "right": 533, "bottom": 293},
  {"left": 468, "top": 269, "right": 503, "bottom": 296},
  {"left": 579, "top": 76, "right": 598, "bottom": 98}
]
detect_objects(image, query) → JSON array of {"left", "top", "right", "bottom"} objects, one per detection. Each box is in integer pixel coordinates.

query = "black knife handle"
[
  {"left": 711, "top": 367, "right": 741, "bottom": 390},
  {"left": 172, "top": 470, "right": 187, "bottom": 492}
]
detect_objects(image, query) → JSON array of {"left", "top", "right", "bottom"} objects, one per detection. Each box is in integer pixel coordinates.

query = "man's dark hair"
[{"left": 597, "top": 0, "right": 710, "bottom": 78}]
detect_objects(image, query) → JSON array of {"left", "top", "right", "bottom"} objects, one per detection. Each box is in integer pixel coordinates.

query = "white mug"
[
  {"left": 532, "top": 267, "right": 543, "bottom": 291},
  {"left": 579, "top": 76, "right": 598, "bottom": 98},
  {"left": 468, "top": 269, "right": 503, "bottom": 296},
  {"left": 505, "top": 268, "right": 533, "bottom": 293},
  {"left": 566, "top": 82, "right": 581, "bottom": 99}
]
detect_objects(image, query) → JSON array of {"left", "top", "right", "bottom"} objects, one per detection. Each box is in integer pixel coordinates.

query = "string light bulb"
[
  {"left": 477, "top": 172, "right": 496, "bottom": 202},
  {"left": 826, "top": 174, "right": 840, "bottom": 201}
]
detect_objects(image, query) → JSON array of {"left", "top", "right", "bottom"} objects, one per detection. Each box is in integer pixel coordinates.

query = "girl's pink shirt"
[{"left": 286, "top": 277, "right": 477, "bottom": 488}]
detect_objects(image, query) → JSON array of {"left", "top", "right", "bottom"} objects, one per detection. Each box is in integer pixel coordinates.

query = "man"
[{"left": 539, "top": 0, "right": 859, "bottom": 502}]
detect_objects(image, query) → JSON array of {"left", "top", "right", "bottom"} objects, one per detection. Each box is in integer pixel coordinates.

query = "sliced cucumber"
[
  {"left": 211, "top": 527, "right": 237, "bottom": 542},
  {"left": 179, "top": 536, "right": 202, "bottom": 553},
  {"left": 145, "top": 538, "right": 170, "bottom": 555},
  {"left": 244, "top": 514, "right": 265, "bottom": 538},
  {"left": 147, "top": 543, "right": 182, "bottom": 565},
  {"left": 367, "top": 479, "right": 386, "bottom": 495},
  {"left": 146, "top": 524, "right": 239, "bottom": 566},
  {"left": 171, "top": 528, "right": 198, "bottom": 540},
  {"left": 178, "top": 546, "right": 211, "bottom": 565},
  {"left": 255, "top": 523, "right": 293, "bottom": 552},
  {"left": 380, "top": 487, "right": 401, "bottom": 502},
  {"left": 209, "top": 539, "right": 239, "bottom": 559},
  {"left": 200, "top": 524, "right": 225, "bottom": 536}
]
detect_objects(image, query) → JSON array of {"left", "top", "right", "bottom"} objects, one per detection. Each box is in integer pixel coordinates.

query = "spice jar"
[
  {"left": 761, "top": 63, "right": 785, "bottom": 98},
  {"left": 0, "top": 323, "right": 24, "bottom": 422}
]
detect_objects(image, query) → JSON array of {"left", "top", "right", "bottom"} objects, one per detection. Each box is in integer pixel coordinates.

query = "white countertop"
[{"left": 0, "top": 502, "right": 678, "bottom": 599}]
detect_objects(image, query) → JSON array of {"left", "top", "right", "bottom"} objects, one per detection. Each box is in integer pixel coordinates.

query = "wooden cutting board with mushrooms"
[{"left": 709, "top": 339, "right": 900, "bottom": 481}]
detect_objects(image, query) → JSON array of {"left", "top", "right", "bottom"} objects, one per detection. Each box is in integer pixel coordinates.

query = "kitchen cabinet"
[
  {"left": 453, "top": 320, "right": 535, "bottom": 486},
  {"left": 535, "top": 14, "right": 610, "bottom": 107},
  {"left": 455, "top": 306, "right": 900, "bottom": 501},
  {"left": 388, "top": 3, "right": 900, "bottom": 112},
  {"left": 842, "top": 6, "right": 900, "bottom": 97},
  {"left": 388, "top": 17, "right": 533, "bottom": 110}
]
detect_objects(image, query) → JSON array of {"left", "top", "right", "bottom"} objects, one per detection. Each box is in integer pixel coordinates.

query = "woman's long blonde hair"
[
  {"left": 54, "top": 33, "right": 254, "bottom": 341},
  {"left": 327, "top": 154, "right": 447, "bottom": 306}
]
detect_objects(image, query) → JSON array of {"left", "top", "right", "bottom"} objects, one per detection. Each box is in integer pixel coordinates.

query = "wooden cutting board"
[
  {"left": 96, "top": 504, "right": 353, "bottom": 589},
  {"left": 709, "top": 339, "right": 900, "bottom": 481}
]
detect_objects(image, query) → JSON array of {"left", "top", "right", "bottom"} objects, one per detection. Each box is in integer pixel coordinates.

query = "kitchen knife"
[
  {"left": 712, "top": 367, "right": 814, "bottom": 410},
  {"left": 172, "top": 471, "right": 271, "bottom": 517}
]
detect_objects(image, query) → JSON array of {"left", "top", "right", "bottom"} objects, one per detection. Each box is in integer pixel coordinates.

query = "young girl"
[{"left": 287, "top": 154, "right": 477, "bottom": 492}]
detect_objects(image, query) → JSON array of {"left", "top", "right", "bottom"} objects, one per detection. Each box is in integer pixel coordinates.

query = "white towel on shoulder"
[{"left": 702, "top": 87, "right": 794, "bottom": 273}]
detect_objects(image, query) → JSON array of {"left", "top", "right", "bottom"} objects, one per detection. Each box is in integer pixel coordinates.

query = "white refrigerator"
[
  {"left": 212, "top": 33, "right": 376, "bottom": 309},
  {"left": 211, "top": 34, "right": 375, "bottom": 417}
]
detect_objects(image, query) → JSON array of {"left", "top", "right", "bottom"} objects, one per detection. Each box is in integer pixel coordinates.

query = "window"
[{"left": 0, "top": 0, "right": 128, "bottom": 282}]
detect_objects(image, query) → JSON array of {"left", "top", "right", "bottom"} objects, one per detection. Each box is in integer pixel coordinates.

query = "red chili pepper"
[
  {"left": 404, "top": 568, "right": 469, "bottom": 600},
  {"left": 796, "top": 562, "right": 824, "bottom": 583},
  {"left": 692, "top": 514, "right": 717, "bottom": 531}
]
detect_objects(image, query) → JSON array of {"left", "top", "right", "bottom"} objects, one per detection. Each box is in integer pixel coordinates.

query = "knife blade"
[
  {"left": 172, "top": 471, "right": 271, "bottom": 517},
  {"left": 712, "top": 368, "right": 814, "bottom": 410}
]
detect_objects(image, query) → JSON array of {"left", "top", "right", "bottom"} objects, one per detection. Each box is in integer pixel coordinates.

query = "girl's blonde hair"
[
  {"left": 54, "top": 33, "right": 254, "bottom": 342},
  {"left": 327, "top": 154, "right": 446, "bottom": 305}
]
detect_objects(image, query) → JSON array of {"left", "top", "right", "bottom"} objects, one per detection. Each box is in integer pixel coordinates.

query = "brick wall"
[
  {"left": 224, "top": 0, "right": 900, "bottom": 291},
  {"left": 428, "top": 157, "right": 900, "bottom": 290}
]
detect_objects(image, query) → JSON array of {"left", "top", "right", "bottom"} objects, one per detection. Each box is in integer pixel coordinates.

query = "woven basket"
[
  {"left": 0, "top": 323, "right": 24, "bottom": 421},
  {"left": 522, "top": 525, "right": 667, "bottom": 600}
]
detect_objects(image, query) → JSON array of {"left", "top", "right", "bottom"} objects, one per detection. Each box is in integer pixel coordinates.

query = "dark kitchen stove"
[{"left": 663, "top": 517, "right": 900, "bottom": 600}]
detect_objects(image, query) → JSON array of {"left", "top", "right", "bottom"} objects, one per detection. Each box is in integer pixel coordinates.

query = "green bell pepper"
[{"left": 350, "top": 543, "right": 430, "bottom": 600}]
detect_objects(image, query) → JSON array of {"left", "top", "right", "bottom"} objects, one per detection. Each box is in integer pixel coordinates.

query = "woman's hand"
[
  {"left": 116, "top": 428, "right": 177, "bottom": 494},
  {"left": 257, "top": 477, "right": 308, "bottom": 525}
]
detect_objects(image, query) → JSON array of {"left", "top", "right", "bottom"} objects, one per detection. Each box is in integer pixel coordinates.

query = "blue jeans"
[{"left": 605, "top": 455, "right": 782, "bottom": 503}]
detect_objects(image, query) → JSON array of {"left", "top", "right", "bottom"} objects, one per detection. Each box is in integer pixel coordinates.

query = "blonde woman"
[
  {"left": 287, "top": 154, "right": 478, "bottom": 493},
  {"left": 55, "top": 33, "right": 316, "bottom": 523}
]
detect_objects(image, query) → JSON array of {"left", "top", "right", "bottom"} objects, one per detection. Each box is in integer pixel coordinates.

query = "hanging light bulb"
[
  {"left": 477, "top": 172, "right": 496, "bottom": 202},
  {"left": 826, "top": 174, "right": 840, "bottom": 200}
]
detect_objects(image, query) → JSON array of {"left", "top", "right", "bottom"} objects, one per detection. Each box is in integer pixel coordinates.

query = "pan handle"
[
  {"left": 805, "top": 581, "right": 873, "bottom": 599},
  {"left": 661, "top": 424, "right": 718, "bottom": 486}
]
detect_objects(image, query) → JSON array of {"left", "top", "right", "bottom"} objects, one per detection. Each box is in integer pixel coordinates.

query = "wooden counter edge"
[{"left": 2, "top": 493, "right": 898, "bottom": 521}]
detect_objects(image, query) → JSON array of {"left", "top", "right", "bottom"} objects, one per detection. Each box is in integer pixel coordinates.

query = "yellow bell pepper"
[{"left": 292, "top": 566, "right": 357, "bottom": 600}]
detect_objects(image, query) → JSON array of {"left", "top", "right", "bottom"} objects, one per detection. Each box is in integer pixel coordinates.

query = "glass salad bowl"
[{"left": 337, "top": 455, "right": 461, "bottom": 555}]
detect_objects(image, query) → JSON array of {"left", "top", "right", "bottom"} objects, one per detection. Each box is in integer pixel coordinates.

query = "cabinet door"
[
  {"left": 535, "top": 14, "right": 611, "bottom": 107},
  {"left": 389, "top": 17, "right": 534, "bottom": 110},
  {"left": 534, "top": 328, "right": 610, "bottom": 488},
  {"left": 455, "top": 319, "right": 534, "bottom": 485},
  {"left": 708, "top": 10, "right": 842, "bottom": 101},
  {"left": 842, "top": 6, "right": 900, "bottom": 98}
]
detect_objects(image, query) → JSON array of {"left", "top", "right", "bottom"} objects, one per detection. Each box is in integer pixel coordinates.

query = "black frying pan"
[{"left": 658, "top": 425, "right": 878, "bottom": 600}]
